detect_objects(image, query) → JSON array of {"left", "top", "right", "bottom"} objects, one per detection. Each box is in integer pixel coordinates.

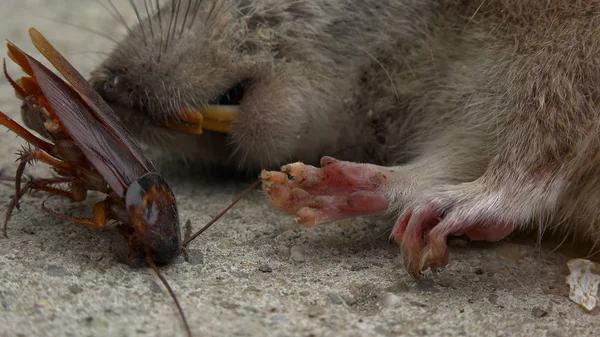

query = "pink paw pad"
[{"left": 261, "top": 156, "right": 390, "bottom": 227}]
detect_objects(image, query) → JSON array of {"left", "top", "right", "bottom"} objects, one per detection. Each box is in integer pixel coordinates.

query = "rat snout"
[{"left": 88, "top": 66, "right": 129, "bottom": 107}]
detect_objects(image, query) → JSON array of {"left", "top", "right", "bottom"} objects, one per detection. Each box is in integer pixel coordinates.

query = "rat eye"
[{"left": 103, "top": 76, "right": 120, "bottom": 93}]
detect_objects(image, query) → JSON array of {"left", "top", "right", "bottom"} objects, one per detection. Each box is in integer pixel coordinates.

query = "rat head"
[
  {"left": 90, "top": 0, "right": 349, "bottom": 170},
  {"left": 126, "top": 172, "right": 181, "bottom": 264},
  {"left": 90, "top": 0, "right": 288, "bottom": 166}
]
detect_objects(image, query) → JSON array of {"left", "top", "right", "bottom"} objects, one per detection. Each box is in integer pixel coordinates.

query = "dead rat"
[{"left": 22, "top": 0, "right": 600, "bottom": 277}]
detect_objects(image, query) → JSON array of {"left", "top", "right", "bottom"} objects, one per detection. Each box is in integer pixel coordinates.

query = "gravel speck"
[
  {"left": 68, "top": 285, "right": 84, "bottom": 294},
  {"left": 532, "top": 306, "right": 549, "bottom": 318},
  {"left": 381, "top": 292, "right": 401, "bottom": 308},
  {"left": 259, "top": 264, "right": 272, "bottom": 273},
  {"left": 488, "top": 293, "right": 499, "bottom": 306},
  {"left": 290, "top": 246, "right": 306, "bottom": 262},
  {"left": 148, "top": 280, "right": 163, "bottom": 293},
  {"left": 327, "top": 293, "right": 344, "bottom": 305}
]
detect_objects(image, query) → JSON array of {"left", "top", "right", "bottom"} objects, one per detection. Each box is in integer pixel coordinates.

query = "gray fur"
[{"left": 85, "top": 0, "right": 600, "bottom": 252}]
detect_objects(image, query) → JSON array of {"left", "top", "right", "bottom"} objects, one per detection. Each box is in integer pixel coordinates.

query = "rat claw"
[
  {"left": 421, "top": 235, "right": 450, "bottom": 271},
  {"left": 260, "top": 170, "right": 270, "bottom": 180},
  {"left": 268, "top": 171, "right": 290, "bottom": 184},
  {"left": 261, "top": 181, "right": 273, "bottom": 193},
  {"left": 295, "top": 207, "right": 318, "bottom": 227},
  {"left": 281, "top": 162, "right": 310, "bottom": 181}
]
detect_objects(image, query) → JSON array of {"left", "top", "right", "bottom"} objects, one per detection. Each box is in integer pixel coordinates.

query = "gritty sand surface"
[{"left": 0, "top": 1, "right": 599, "bottom": 337}]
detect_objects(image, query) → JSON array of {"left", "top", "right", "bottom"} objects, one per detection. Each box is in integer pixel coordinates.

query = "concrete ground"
[{"left": 0, "top": 1, "right": 598, "bottom": 336}]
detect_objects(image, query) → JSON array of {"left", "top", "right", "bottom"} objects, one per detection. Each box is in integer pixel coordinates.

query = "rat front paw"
[
  {"left": 260, "top": 156, "right": 390, "bottom": 226},
  {"left": 393, "top": 183, "right": 518, "bottom": 277}
]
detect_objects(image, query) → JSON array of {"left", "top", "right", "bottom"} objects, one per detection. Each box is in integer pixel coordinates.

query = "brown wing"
[
  {"left": 26, "top": 28, "right": 157, "bottom": 174},
  {"left": 6, "top": 33, "right": 156, "bottom": 197}
]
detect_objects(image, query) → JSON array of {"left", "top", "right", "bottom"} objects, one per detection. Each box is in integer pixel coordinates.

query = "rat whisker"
[
  {"left": 171, "top": 0, "right": 183, "bottom": 43},
  {"left": 179, "top": 0, "right": 193, "bottom": 38},
  {"left": 31, "top": 15, "right": 118, "bottom": 46},
  {"left": 188, "top": 0, "right": 204, "bottom": 30},
  {"left": 31, "top": 14, "right": 143, "bottom": 60},
  {"left": 66, "top": 50, "right": 111, "bottom": 57},
  {"left": 156, "top": 0, "right": 164, "bottom": 62},
  {"left": 164, "top": 0, "right": 177, "bottom": 52},
  {"left": 104, "top": 0, "right": 137, "bottom": 41},
  {"left": 144, "top": 0, "right": 155, "bottom": 40},
  {"left": 129, "top": 0, "right": 148, "bottom": 47},
  {"left": 205, "top": 0, "right": 224, "bottom": 28}
]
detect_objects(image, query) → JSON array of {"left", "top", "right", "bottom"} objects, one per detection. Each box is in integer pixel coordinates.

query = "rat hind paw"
[
  {"left": 260, "top": 156, "right": 390, "bottom": 227},
  {"left": 392, "top": 182, "right": 518, "bottom": 278}
]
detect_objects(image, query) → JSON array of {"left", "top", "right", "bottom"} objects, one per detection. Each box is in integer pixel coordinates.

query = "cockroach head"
[{"left": 126, "top": 172, "right": 181, "bottom": 264}]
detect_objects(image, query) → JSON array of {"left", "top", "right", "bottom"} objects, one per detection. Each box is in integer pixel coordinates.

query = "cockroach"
[{"left": 0, "top": 27, "right": 259, "bottom": 337}]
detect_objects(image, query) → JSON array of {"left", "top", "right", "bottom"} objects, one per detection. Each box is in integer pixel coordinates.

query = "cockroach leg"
[
  {"left": 41, "top": 199, "right": 108, "bottom": 231},
  {"left": 0, "top": 111, "right": 54, "bottom": 154},
  {"left": 115, "top": 224, "right": 143, "bottom": 266},
  {"left": 2, "top": 176, "right": 74, "bottom": 237},
  {"left": 3, "top": 59, "right": 34, "bottom": 101},
  {"left": 14, "top": 146, "right": 74, "bottom": 195}
]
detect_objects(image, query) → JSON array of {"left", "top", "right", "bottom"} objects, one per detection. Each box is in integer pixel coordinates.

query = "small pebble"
[
  {"left": 68, "top": 284, "right": 84, "bottom": 294},
  {"left": 488, "top": 293, "right": 499, "bottom": 306},
  {"left": 299, "top": 290, "right": 310, "bottom": 297},
  {"left": 307, "top": 306, "right": 325, "bottom": 318},
  {"left": 181, "top": 249, "right": 204, "bottom": 266},
  {"left": 532, "top": 306, "right": 549, "bottom": 318},
  {"left": 259, "top": 264, "right": 273, "bottom": 273},
  {"left": 290, "top": 246, "right": 306, "bottom": 262},
  {"left": 381, "top": 292, "right": 401, "bottom": 308},
  {"left": 149, "top": 280, "right": 163, "bottom": 293},
  {"left": 327, "top": 293, "right": 344, "bottom": 305}
]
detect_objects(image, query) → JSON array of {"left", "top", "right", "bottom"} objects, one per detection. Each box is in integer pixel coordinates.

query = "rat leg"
[
  {"left": 392, "top": 171, "right": 565, "bottom": 277},
  {"left": 262, "top": 153, "right": 570, "bottom": 278}
]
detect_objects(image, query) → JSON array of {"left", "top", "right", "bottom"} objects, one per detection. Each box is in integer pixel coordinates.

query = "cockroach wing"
[
  {"left": 26, "top": 28, "right": 157, "bottom": 175},
  {"left": 22, "top": 50, "right": 151, "bottom": 197}
]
